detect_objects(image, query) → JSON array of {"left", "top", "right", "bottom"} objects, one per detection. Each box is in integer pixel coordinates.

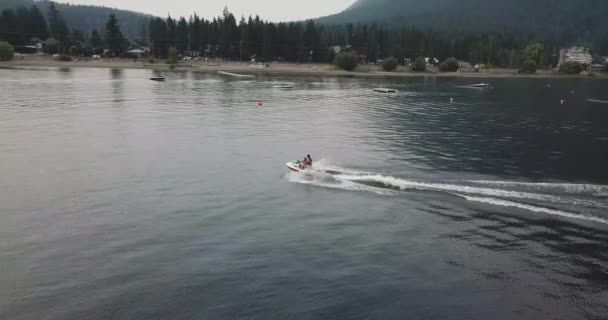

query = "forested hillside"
[
  {"left": 0, "top": 0, "right": 150, "bottom": 38},
  {"left": 320, "top": 0, "right": 608, "bottom": 46},
  {"left": 1, "top": 0, "right": 608, "bottom": 66}
]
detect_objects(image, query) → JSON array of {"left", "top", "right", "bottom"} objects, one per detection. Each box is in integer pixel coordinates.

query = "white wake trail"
[
  {"left": 456, "top": 194, "right": 608, "bottom": 225},
  {"left": 285, "top": 161, "right": 608, "bottom": 225}
]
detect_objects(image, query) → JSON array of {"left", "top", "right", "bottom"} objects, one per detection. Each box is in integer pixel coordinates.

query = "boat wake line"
[{"left": 285, "top": 160, "right": 608, "bottom": 225}]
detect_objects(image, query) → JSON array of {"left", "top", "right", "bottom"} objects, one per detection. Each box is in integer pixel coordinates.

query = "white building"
[{"left": 560, "top": 47, "right": 592, "bottom": 65}]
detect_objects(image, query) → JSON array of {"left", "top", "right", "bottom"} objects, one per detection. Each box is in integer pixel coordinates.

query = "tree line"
[
  {"left": 0, "top": 2, "right": 127, "bottom": 56},
  {"left": 148, "top": 8, "right": 564, "bottom": 67},
  {"left": 1, "top": 2, "right": 606, "bottom": 67}
]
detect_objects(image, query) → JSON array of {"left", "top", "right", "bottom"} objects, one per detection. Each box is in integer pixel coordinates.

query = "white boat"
[
  {"left": 274, "top": 83, "right": 294, "bottom": 89},
  {"left": 217, "top": 71, "right": 255, "bottom": 79},
  {"left": 469, "top": 83, "right": 491, "bottom": 88},
  {"left": 373, "top": 88, "right": 398, "bottom": 93}
]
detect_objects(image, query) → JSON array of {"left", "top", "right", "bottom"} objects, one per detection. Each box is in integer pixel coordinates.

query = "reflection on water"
[
  {"left": 110, "top": 68, "right": 124, "bottom": 79},
  {"left": 0, "top": 67, "right": 607, "bottom": 320}
]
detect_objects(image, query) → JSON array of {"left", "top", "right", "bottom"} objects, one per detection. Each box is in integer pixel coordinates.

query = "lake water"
[{"left": 1, "top": 67, "right": 608, "bottom": 320}]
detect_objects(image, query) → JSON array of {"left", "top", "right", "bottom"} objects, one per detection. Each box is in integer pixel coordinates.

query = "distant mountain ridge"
[
  {"left": 0, "top": 0, "right": 151, "bottom": 38},
  {"left": 320, "top": 0, "right": 608, "bottom": 43}
]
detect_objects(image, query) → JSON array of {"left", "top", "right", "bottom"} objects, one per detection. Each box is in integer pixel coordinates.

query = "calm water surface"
[{"left": 1, "top": 67, "right": 608, "bottom": 319}]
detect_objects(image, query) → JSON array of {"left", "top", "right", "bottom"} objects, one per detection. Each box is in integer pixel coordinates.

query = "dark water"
[{"left": 1, "top": 67, "right": 608, "bottom": 320}]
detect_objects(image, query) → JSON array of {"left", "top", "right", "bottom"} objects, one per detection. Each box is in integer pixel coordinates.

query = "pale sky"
[{"left": 52, "top": 0, "right": 355, "bottom": 21}]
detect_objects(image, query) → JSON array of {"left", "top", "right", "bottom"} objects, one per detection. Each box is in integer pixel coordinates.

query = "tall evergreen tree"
[
  {"left": 0, "top": 9, "right": 18, "bottom": 44},
  {"left": 28, "top": 5, "right": 48, "bottom": 40},
  {"left": 149, "top": 17, "right": 168, "bottom": 57},
  {"left": 90, "top": 29, "right": 101, "bottom": 53},
  {"left": 14, "top": 6, "right": 29, "bottom": 45},
  {"left": 104, "top": 14, "right": 125, "bottom": 56},
  {"left": 189, "top": 14, "right": 202, "bottom": 51},
  {"left": 47, "top": 2, "right": 68, "bottom": 47},
  {"left": 176, "top": 17, "right": 188, "bottom": 53},
  {"left": 166, "top": 16, "right": 176, "bottom": 48}
]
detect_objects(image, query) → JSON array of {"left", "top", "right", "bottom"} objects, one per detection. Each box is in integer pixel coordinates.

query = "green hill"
[
  {"left": 320, "top": 0, "right": 608, "bottom": 44},
  {"left": 1, "top": 0, "right": 151, "bottom": 38}
]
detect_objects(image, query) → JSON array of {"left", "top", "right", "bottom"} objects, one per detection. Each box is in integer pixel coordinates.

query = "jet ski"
[
  {"left": 286, "top": 160, "right": 308, "bottom": 172},
  {"left": 286, "top": 160, "right": 345, "bottom": 175}
]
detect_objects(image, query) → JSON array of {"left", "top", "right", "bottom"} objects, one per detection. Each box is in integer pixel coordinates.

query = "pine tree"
[
  {"left": 90, "top": 29, "right": 101, "bottom": 53},
  {"left": 0, "top": 9, "right": 18, "bottom": 45},
  {"left": 149, "top": 17, "right": 169, "bottom": 57},
  {"left": 218, "top": 7, "right": 238, "bottom": 59},
  {"left": 166, "top": 16, "right": 176, "bottom": 48},
  {"left": 262, "top": 23, "right": 273, "bottom": 62},
  {"left": 47, "top": 2, "right": 68, "bottom": 48},
  {"left": 176, "top": 17, "right": 188, "bottom": 53},
  {"left": 189, "top": 14, "right": 202, "bottom": 51},
  {"left": 28, "top": 5, "right": 48, "bottom": 40},
  {"left": 15, "top": 6, "right": 29, "bottom": 45},
  {"left": 105, "top": 14, "right": 125, "bottom": 56}
]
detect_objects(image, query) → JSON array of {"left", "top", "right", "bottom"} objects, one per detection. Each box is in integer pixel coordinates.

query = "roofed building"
[{"left": 560, "top": 47, "right": 592, "bottom": 66}]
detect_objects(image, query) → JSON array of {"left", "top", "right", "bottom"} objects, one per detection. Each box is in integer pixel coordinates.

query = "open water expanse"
[{"left": 1, "top": 67, "right": 608, "bottom": 319}]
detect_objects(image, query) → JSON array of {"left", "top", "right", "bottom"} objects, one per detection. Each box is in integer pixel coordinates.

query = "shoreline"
[{"left": 1, "top": 57, "right": 606, "bottom": 79}]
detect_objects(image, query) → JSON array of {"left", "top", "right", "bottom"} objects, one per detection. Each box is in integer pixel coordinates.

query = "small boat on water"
[
  {"left": 469, "top": 83, "right": 491, "bottom": 88},
  {"left": 587, "top": 99, "right": 608, "bottom": 104},
  {"left": 150, "top": 76, "right": 165, "bottom": 81},
  {"left": 274, "top": 83, "right": 294, "bottom": 89},
  {"left": 217, "top": 71, "right": 255, "bottom": 79},
  {"left": 373, "top": 88, "right": 398, "bottom": 93}
]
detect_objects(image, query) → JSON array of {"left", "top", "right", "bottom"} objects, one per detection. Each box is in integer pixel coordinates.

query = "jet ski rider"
[{"left": 300, "top": 155, "right": 313, "bottom": 169}]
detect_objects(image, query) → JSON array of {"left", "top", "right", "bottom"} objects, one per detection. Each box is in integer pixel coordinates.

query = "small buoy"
[
  {"left": 571, "top": 90, "right": 575, "bottom": 94},
  {"left": 450, "top": 97, "right": 454, "bottom": 103},
  {"left": 258, "top": 101, "right": 263, "bottom": 107},
  {"left": 560, "top": 99, "right": 565, "bottom": 105}
]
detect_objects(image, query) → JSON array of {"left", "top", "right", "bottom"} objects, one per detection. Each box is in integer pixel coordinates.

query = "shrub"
[
  {"left": 382, "top": 56, "right": 399, "bottom": 71},
  {"left": 0, "top": 41, "right": 14, "bottom": 61},
  {"left": 56, "top": 54, "right": 72, "bottom": 62},
  {"left": 168, "top": 47, "right": 178, "bottom": 65},
  {"left": 410, "top": 57, "right": 426, "bottom": 72},
  {"left": 522, "top": 43, "right": 544, "bottom": 65},
  {"left": 439, "top": 57, "right": 459, "bottom": 72},
  {"left": 334, "top": 52, "right": 358, "bottom": 71},
  {"left": 559, "top": 61, "right": 582, "bottom": 74},
  {"left": 147, "top": 58, "right": 155, "bottom": 64},
  {"left": 43, "top": 38, "right": 60, "bottom": 54},
  {"left": 518, "top": 59, "right": 537, "bottom": 74}
]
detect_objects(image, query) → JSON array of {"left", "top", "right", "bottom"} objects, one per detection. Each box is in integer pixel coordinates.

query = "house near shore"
[
  {"left": 457, "top": 60, "right": 475, "bottom": 72},
  {"left": 424, "top": 57, "right": 439, "bottom": 66},
  {"left": 560, "top": 47, "right": 592, "bottom": 66},
  {"left": 340, "top": 46, "right": 367, "bottom": 63},
  {"left": 588, "top": 64, "right": 606, "bottom": 73},
  {"left": 127, "top": 48, "right": 150, "bottom": 58}
]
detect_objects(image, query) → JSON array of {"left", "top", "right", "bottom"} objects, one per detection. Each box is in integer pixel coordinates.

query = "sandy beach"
[{"left": 1, "top": 54, "right": 605, "bottom": 79}]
